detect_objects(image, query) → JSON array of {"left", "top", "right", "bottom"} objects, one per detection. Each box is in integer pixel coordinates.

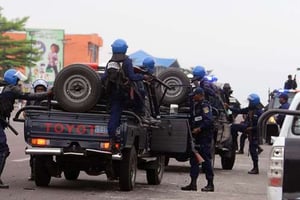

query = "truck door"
[{"left": 150, "top": 118, "right": 189, "bottom": 155}]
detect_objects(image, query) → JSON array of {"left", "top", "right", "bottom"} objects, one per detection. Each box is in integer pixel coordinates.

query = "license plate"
[{"left": 95, "top": 125, "right": 107, "bottom": 134}]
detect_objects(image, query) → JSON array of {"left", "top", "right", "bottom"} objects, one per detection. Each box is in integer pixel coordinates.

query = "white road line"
[{"left": 11, "top": 157, "right": 30, "bottom": 162}]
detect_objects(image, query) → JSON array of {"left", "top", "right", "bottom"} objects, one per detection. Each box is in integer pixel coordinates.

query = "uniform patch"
[
  {"left": 194, "top": 116, "right": 202, "bottom": 121},
  {"left": 203, "top": 106, "right": 209, "bottom": 113}
]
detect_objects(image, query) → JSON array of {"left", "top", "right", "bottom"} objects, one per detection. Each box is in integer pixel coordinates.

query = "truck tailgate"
[{"left": 25, "top": 110, "right": 110, "bottom": 146}]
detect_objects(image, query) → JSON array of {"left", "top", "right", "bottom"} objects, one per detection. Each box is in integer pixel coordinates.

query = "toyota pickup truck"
[
  {"left": 13, "top": 63, "right": 191, "bottom": 191},
  {"left": 14, "top": 63, "right": 236, "bottom": 191},
  {"left": 258, "top": 92, "right": 300, "bottom": 200}
]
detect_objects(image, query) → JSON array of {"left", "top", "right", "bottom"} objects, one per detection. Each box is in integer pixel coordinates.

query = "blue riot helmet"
[
  {"left": 111, "top": 39, "right": 128, "bottom": 54},
  {"left": 192, "top": 65, "right": 206, "bottom": 81},
  {"left": 4, "top": 69, "right": 27, "bottom": 85},
  {"left": 142, "top": 57, "right": 155, "bottom": 74},
  {"left": 247, "top": 93, "right": 260, "bottom": 107}
]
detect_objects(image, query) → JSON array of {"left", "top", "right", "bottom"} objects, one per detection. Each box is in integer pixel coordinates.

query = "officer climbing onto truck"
[
  {"left": 25, "top": 79, "right": 49, "bottom": 181},
  {"left": 0, "top": 69, "right": 52, "bottom": 188},
  {"left": 132, "top": 56, "right": 160, "bottom": 124},
  {"left": 181, "top": 87, "right": 215, "bottom": 192},
  {"left": 225, "top": 93, "right": 264, "bottom": 174},
  {"left": 101, "top": 39, "right": 152, "bottom": 153}
]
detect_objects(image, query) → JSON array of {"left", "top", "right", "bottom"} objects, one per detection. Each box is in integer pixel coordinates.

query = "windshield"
[{"left": 269, "top": 92, "right": 296, "bottom": 109}]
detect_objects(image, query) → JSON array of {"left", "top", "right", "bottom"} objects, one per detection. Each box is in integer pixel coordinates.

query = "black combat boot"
[
  {"left": 181, "top": 177, "right": 197, "bottom": 191},
  {"left": 248, "top": 162, "right": 259, "bottom": 174},
  {"left": 201, "top": 179, "right": 214, "bottom": 192},
  {"left": 0, "top": 179, "right": 9, "bottom": 189},
  {"left": 248, "top": 167, "right": 259, "bottom": 174}
]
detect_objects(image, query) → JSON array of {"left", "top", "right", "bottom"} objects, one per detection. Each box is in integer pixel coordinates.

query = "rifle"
[
  {"left": 0, "top": 118, "right": 19, "bottom": 136},
  {"left": 187, "top": 122, "right": 204, "bottom": 163},
  {"left": 133, "top": 66, "right": 172, "bottom": 90}
]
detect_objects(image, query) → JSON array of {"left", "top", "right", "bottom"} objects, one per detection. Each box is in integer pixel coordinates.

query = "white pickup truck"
[{"left": 259, "top": 92, "right": 300, "bottom": 200}]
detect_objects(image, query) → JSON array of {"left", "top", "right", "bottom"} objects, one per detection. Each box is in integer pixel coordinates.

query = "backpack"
[{"left": 104, "top": 61, "right": 129, "bottom": 94}]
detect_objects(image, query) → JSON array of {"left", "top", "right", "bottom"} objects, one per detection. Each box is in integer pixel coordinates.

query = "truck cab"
[{"left": 265, "top": 89, "right": 299, "bottom": 144}]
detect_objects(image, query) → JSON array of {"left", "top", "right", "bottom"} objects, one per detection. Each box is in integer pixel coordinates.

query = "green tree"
[{"left": 0, "top": 7, "right": 41, "bottom": 79}]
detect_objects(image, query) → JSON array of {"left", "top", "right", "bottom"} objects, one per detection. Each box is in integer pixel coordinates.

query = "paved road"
[{"left": 1, "top": 109, "right": 269, "bottom": 200}]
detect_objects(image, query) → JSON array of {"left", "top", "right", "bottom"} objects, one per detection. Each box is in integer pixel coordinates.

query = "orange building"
[{"left": 5, "top": 32, "right": 103, "bottom": 67}]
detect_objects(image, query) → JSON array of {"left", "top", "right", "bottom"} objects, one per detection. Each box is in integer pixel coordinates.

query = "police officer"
[
  {"left": 25, "top": 79, "right": 49, "bottom": 181},
  {"left": 181, "top": 87, "right": 215, "bottom": 192},
  {"left": 226, "top": 93, "right": 263, "bottom": 174},
  {"left": 133, "top": 57, "right": 156, "bottom": 122},
  {"left": 276, "top": 92, "right": 290, "bottom": 128},
  {"left": 102, "top": 39, "right": 151, "bottom": 153},
  {"left": 0, "top": 69, "right": 52, "bottom": 188}
]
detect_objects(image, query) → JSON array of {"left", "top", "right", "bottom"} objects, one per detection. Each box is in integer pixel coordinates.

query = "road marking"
[{"left": 11, "top": 157, "right": 30, "bottom": 162}]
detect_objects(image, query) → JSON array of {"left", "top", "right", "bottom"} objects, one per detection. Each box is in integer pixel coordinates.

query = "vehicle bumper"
[
  {"left": 25, "top": 147, "right": 122, "bottom": 160},
  {"left": 267, "top": 186, "right": 282, "bottom": 200}
]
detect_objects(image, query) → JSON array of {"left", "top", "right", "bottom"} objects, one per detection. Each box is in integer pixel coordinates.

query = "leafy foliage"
[{"left": 0, "top": 7, "right": 42, "bottom": 78}]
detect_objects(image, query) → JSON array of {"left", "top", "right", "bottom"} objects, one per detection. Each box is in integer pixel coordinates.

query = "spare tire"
[
  {"left": 156, "top": 68, "right": 191, "bottom": 105},
  {"left": 53, "top": 64, "right": 102, "bottom": 112}
]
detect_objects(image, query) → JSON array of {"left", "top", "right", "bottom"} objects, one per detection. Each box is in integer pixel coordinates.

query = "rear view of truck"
[{"left": 259, "top": 92, "right": 300, "bottom": 200}]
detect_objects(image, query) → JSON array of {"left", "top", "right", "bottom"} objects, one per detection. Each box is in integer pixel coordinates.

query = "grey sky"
[{"left": 2, "top": 0, "right": 300, "bottom": 105}]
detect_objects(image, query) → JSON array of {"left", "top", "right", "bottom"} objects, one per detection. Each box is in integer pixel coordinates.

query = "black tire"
[
  {"left": 119, "top": 147, "right": 137, "bottom": 191},
  {"left": 53, "top": 64, "right": 102, "bottom": 112},
  {"left": 146, "top": 156, "right": 165, "bottom": 185},
  {"left": 164, "top": 156, "right": 170, "bottom": 166},
  {"left": 221, "top": 148, "right": 236, "bottom": 170},
  {"left": 34, "top": 157, "right": 51, "bottom": 187},
  {"left": 156, "top": 68, "right": 191, "bottom": 105},
  {"left": 64, "top": 169, "right": 80, "bottom": 180}
]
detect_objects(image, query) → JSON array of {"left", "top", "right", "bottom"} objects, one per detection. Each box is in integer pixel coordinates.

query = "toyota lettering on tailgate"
[{"left": 44, "top": 123, "right": 108, "bottom": 136}]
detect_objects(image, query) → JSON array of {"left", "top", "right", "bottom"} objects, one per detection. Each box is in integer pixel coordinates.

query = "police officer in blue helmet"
[
  {"left": 133, "top": 57, "right": 156, "bottom": 116},
  {"left": 142, "top": 57, "right": 155, "bottom": 74},
  {"left": 276, "top": 92, "right": 290, "bottom": 128},
  {"left": 0, "top": 69, "right": 52, "bottom": 188},
  {"left": 102, "top": 39, "right": 151, "bottom": 153},
  {"left": 182, "top": 87, "right": 215, "bottom": 192},
  {"left": 192, "top": 65, "right": 218, "bottom": 102},
  {"left": 225, "top": 93, "right": 264, "bottom": 174}
]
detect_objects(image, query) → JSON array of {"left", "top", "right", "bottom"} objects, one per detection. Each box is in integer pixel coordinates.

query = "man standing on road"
[
  {"left": 181, "top": 87, "right": 215, "bottom": 192},
  {"left": 0, "top": 69, "right": 52, "bottom": 188},
  {"left": 225, "top": 93, "right": 264, "bottom": 174},
  {"left": 25, "top": 79, "right": 49, "bottom": 181}
]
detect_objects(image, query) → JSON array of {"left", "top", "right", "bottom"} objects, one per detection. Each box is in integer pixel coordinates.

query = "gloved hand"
[
  {"left": 143, "top": 74, "right": 153, "bottom": 82},
  {"left": 47, "top": 87, "right": 54, "bottom": 98}
]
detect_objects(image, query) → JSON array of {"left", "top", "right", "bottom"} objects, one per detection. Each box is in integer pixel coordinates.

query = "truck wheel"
[
  {"left": 221, "top": 148, "right": 236, "bottom": 170},
  {"left": 146, "top": 156, "right": 165, "bottom": 185},
  {"left": 164, "top": 156, "right": 170, "bottom": 166},
  {"left": 64, "top": 169, "right": 80, "bottom": 180},
  {"left": 53, "top": 64, "right": 102, "bottom": 112},
  {"left": 119, "top": 147, "right": 137, "bottom": 191},
  {"left": 156, "top": 68, "right": 191, "bottom": 105},
  {"left": 34, "top": 157, "right": 51, "bottom": 186}
]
